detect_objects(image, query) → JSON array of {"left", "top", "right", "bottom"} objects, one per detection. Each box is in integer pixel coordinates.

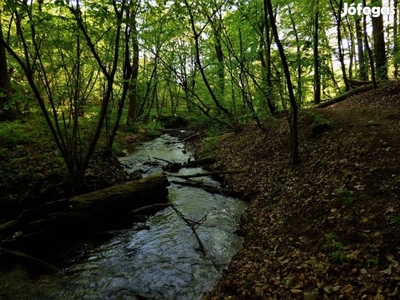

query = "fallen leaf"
[{"left": 341, "top": 284, "right": 353, "bottom": 293}]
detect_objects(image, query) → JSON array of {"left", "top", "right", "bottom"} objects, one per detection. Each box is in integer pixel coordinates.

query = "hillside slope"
[{"left": 204, "top": 82, "right": 400, "bottom": 299}]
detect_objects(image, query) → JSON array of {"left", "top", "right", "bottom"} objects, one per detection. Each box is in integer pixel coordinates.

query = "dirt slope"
[{"left": 204, "top": 82, "right": 400, "bottom": 299}]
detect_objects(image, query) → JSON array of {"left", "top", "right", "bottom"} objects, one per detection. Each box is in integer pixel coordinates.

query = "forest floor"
[{"left": 202, "top": 81, "right": 400, "bottom": 299}]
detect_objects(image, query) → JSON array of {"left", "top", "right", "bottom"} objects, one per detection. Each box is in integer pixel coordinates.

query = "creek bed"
[{"left": 0, "top": 134, "right": 246, "bottom": 300}]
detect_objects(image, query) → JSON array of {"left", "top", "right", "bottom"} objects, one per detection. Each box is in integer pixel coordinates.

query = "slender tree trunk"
[
  {"left": 394, "top": 0, "right": 399, "bottom": 78},
  {"left": 313, "top": 0, "right": 321, "bottom": 104},
  {"left": 213, "top": 18, "right": 225, "bottom": 102},
  {"left": 363, "top": 0, "right": 377, "bottom": 89},
  {"left": 183, "top": 0, "right": 238, "bottom": 131},
  {"left": 0, "top": 17, "right": 14, "bottom": 120},
  {"left": 106, "top": 6, "right": 136, "bottom": 153},
  {"left": 257, "top": 23, "right": 275, "bottom": 115},
  {"left": 238, "top": 27, "right": 262, "bottom": 129},
  {"left": 371, "top": 0, "right": 388, "bottom": 80},
  {"left": 363, "top": 0, "right": 377, "bottom": 88},
  {"left": 138, "top": 53, "right": 157, "bottom": 120},
  {"left": 127, "top": 5, "right": 139, "bottom": 126},
  {"left": 262, "top": 0, "right": 276, "bottom": 115},
  {"left": 345, "top": 17, "right": 355, "bottom": 80},
  {"left": 330, "top": 0, "right": 349, "bottom": 91},
  {"left": 355, "top": 18, "right": 367, "bottom": 80},
  {"left": 288, "top": 7, "right": 303, "bottom": 106},
  {"left": 265, "top": 0, "right": 300, "bottom": 165}
]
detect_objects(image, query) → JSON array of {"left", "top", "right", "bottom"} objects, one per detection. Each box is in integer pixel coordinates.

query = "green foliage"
[
  {"left": 330, "top": 249, "right": 349, "bottom": 264},
  {"left": 337, "top": 187, "right": 355, "bottom": 206},
  {"left": 307, "top": 111, "right": 333, "bottom": 126},
  {"left": 0, "top": 121, "right": 33, "bottom": 147},
  {"left": 1, "top": 0, "right": 396, "bottom": 183},
  {"left": 367, "top": 257, "right": 379, "bottom": 267},
  {"left": 325, "top": 233, "right": 349, "bottom": 263},
  {"left": 199, "top": 136, "right": 220, "bottom": 157},
  {"left": 388, "top": 215, "right": 400, "bottom": 229},
  {"left": 342, "top": 169, "right": 351, "bottom": 175}
]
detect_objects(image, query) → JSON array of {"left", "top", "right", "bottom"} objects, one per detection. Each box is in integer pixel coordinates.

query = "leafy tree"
[
  {"left": 0, "top": 0, "right": 129, "bottom": 187},
  {"left": 265, "top": 0, "right": 299, "bottom": 165}
]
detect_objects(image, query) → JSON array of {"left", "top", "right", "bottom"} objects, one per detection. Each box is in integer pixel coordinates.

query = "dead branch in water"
[
  {"left": 170, "top": 180, "right": 242, "bottom": 197},
  {"left": 166, "top": 169, "right": 248, "bottom": 179},
  {"left": 131, "top": 203, "right": 171, "bottom": 215},
  {"left": 170, "top": 204, "right": 219, "bottom": 270},
  {"left": 0, "top": 246, "right": 59, "bottom": 273}
]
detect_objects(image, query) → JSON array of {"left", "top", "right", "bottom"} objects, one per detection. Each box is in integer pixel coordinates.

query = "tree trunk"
[
  {"left": 288, "top": 7, "right": 303, "bottom": 106},
  {"left": 213, "top": 19, "right": 225, "bottom": 103},
  {"left": 363, "top": 0, "right": 377, "bottom": 88},
  {"left": 0, "top": 18, "right": 14, "bottom": 120},
  {"left": 127, "top": 7, "right": 140, "bottom": 126},
  {"left": 314, "top": 84, "right": 374, "bottom": 108},
  {"left": 265, "top": 0, "right": 300, "bottom": 165},
  {"left": 355, "top": 18, "right": 367, "bottom": 80},
  {"left": 313, "top": 0, "right": 321, "bottom": 104},
  {"left": 261, "top": 0, "right": 276, "bottom": 115},
  {"left": 372, "top": 0, "right": 388, "bottom": 80},
  {"left": 394, "top": 0, "right": 399, "bottom": 78},
  {"left": 330, "top": 0, "right": 349, "bottom": 91},
  {"left": 183, "top": 0, "right": 238, "bottom": 131}
]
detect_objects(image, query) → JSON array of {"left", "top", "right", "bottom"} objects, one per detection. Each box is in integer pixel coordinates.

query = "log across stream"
[{"left": 0, "top": 134, "right": 247, "bottom": 300}]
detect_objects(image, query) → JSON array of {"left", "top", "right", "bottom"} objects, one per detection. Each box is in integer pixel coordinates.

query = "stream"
[{"left": 0, "top": 134, "right": 246, "bottom": 300}]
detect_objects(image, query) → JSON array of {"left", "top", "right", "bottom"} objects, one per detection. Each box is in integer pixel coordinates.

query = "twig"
[
  {"left": 182, "top": 131, "right": 202, "bottom": 142},
  {"left": 131, "top": 203, "right": 171, "bottom": 215},
  {"left": 170, "top": 204, "right": 219, "bottom": 270},
  {"left": 153, "top": 157, "right": 174, "bottom": 164}
]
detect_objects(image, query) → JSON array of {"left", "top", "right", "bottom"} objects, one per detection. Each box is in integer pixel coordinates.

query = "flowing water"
[{"left": 0, "top": 134, "right": 246, "bottom": 300}]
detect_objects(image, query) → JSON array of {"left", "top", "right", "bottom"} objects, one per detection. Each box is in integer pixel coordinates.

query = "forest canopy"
[{"left": 0, "top": 0, "right": 397, "bottom": 182}]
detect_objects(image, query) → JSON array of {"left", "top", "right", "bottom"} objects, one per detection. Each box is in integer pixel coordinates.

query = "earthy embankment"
[{"left": 204, "top": 82, "right": 400, "bottom": 299}]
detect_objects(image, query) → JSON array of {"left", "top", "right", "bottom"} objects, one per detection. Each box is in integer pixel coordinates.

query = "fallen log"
[
  {"left": 347, "top": 79, "right": 372, "bottom": 88},
  {"left": 185, "top": 157, "right": 218, "bottom": 167},
  {"left": 1, "top": 174, "right": 170, "bottom": 248},
  {"left": 170, "top": 180, "right": 242, "bottom": 197},
  {"left": 0, "top": 219, "right": 21, "bottom": 235},
  {"left": 314, "top": 84, "right": 374, "bottom": 108},
  {"left": 160, "top": 156, "right": 218, "bottom": 172}
]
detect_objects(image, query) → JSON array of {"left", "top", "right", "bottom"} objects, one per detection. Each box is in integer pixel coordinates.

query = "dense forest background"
[{"left": 0, "top": 0, "right": 397, "bottom": 185}]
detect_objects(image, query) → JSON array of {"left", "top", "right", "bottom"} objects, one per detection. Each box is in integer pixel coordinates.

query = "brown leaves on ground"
[{"left": 203, "top": 81, "right": 400, "bottom": 299}]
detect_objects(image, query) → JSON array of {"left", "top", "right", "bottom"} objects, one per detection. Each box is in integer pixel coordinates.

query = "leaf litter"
[{"left": 203, "top": 81, "right": 400, "bottom": 299}]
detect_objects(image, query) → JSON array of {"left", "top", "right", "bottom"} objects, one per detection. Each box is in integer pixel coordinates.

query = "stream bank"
[{"left": 202, "top": 83, "right": 400, "bottom": 299}]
